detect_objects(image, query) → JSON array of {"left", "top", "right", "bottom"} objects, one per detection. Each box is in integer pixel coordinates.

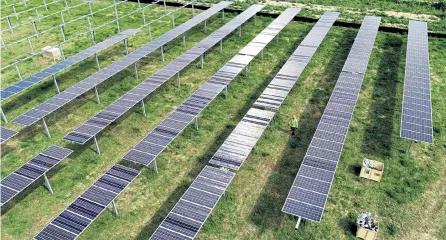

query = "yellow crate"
[
  {"left": 360, "top": 160, "right": 384, "bottom": 182},
  {"left": 356, "top": 225, "right": 379, "bottom": 240},
  {"left": 42, "top": 46, "right": 61, "bottom": 60}
]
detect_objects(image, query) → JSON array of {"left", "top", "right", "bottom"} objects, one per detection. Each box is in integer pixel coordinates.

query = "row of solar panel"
[
  {"left": 12, "top": 1, "right": 233, "bottom": 127},
  {"left": 209, "top": 108, "right": 275, "bottom": 170},
  {"left": 283, "top": 16, "right": 381, "bottom": 222},
  {"left": 1, "top": 29, "right": 140, "bottom": 100},
  {"left": 151, "top": 166, "right": 235, "bottom": 240},
  {"left": 64, "top": 4, "right": 265, "bottom": 145},
  {"left": 400, "top": 20, "right": 433, "bottom": 143},
  {"left": 35, "top": 164, "right": 139, "bottom": 240},
  {"left": 123, "top": 7, "right": 295, "bottom": 167},
  {"left": 254, "top": 12, "right": 339, "bottom": 111},
  {"left": 0, "top": 145, "right": 73, "bottom": 206},
  {"left": 0, "top": 126, "right": 18, "bottom": 144}
]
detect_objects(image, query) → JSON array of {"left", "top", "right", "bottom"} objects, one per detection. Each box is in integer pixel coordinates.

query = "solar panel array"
[
  {"left": 282, "top": 16, "right": 381, "bottom": 222},
  {"left": 0, "top": 145, "right": 73, "bottom": 206},
  {"left": 209, "top": 12, "right": 339, "bottom": 171},
  {"left": 12, "top": 1, "right": 232, "bottom": 127},
  {"left": 123, "top": 7, "right": 299, "bottom": 167},
  {"left": 0, "top": 29, "right": 140, "bottom": 101},
  {"left": 150, "top": 166, "right": 235, "bottom": 240},
  {"left": 63, "top": 5, "right": 265, "bottom": 145},
  {"left": 34, "top": 164, "right": 140, "bottom": 240},
  {"left": 400, "top": 20, "right": 433, "bottom": 143},
  {"left": 1, "top": 126, "right": 18, "bottom": 144}
]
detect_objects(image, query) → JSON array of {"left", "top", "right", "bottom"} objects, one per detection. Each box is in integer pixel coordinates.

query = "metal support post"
[
  {"left": 171, "top": 13, "right": 175, "bottom": 28},
  {"left": 254, "top": 15, "right": 256, "bottom": 24},
  {"left": 141, "top": 99, "right": 146, "bottom": 117},
  {"left": 219, "top": 40, "right": 222, "bottom": 53},
  {"left": 192, "top": 1, "right": 194, "bottom": 16},
  {"left": 1, "top": 36, "right": 5, "bottom": 49},
  {"left": 27, "top": 37, "right": 35, "bottom": 54},
  {"left": 224, "top": 86, "right": 228, "bottom": 98},
  {"left": 42, "top": 118, "right": 51, "bottom": 138},
  {"left": 276, "top": 33, "right": 279, "bottom": 43},
  {"left": 160, "top": 45, "right": 164, "bottom": 62},
  {"left": 111, "top": 200, "right": 119, "bottom": 216},
  {"left": 153, "top": 159, "right": 158, "bottom": 174},
  {"left": 260, "top": 49, "right": 264, "bottom": 60},
  {"left": 59, "top": 43, "right": 65, "bottom": 59},
  {"left": 182, "top": 34, "right": 185, "bottom": 47},
  {"left": 23, "top": 0, "right": 27, "bottom": 7},
  {"left": 6, "top": 16, "right": 13, "bottom": 33},
  {"left": 60, "top": 11, "right": 65, "bottom": 24},
  {"left": 194, "top": 116, "right": 198, "bottom": 130},
  {"left": 31, "top": 20, "right": 38, "bottom": 36},
  {"left": 244, "top": 65, "right": 248, "bottom": 76},
  {"left": 94, "top": 136, "right": 101, "bottom": 154},
  {"left": 114, "top": 2, "right": 120, "bottom": 33},
  {"left": 222, "top": 9, "right": 224, "bottom": 19},
  {"left": 137, "top": 0, "right": 141, "bottom": 8},
  {"left": 200, "top": 54, "right": 204, "bottom": 69},
  {"left": 142, "top": 10, "right": 146, "bottom": 25},
  {"left": 43, "top": 0, "right": 48, "bottom": 10},
  {"left": 204, "top": 19, "right": 207, "bottom": 33},
  {"left": 35, "top": 9, "right": 41, "bottom": 22},
  {"left": 148, "top": 25, "right": 152, "bottom": 40},
  {"left": 295, "top": 217, "right": 302, "bottom": 229},
  {"left": 14, "top": 62, "right": 22, "bottom": 81},
  {"left": 163, "top": 0, "right": 166, "bottom": 14},
  {"left": 94, "top": 53, "right": 100, "bottom": 70},
  {"left": 134, "top": 62, "right": 138, "bottom": 80},
  {"left": 64, "top": 0, "right": 69, "bottom": 12},
  {"left": 177, "top": 72, "right": 180, "bottom": 88},
  {"left": 88, "top": 2, "right": 93, "bottom": 16},
  {"left": 406, "top": 140, "right": 413, "bottom": 153},
  {"left": 90, "top": 29, "right": 96, "bottom": 44},
  {"left": 52, "top": 75, "right": 60, "bottom": 93},
  {"left": 60, "top": 25, "right": 66, "bottom": 42},
  {"left": 12, "top": 5, "right": 18, "bottom": 20},
  {"left": 239, "top": 26, "right": 241, "bottom": 37},
  {"left": 1, "top": 108, "right": 8, "bottom": 123},
  {"left": 124, "top": 38, "right": 128, "bottom": 54},
  {"left": 94, "top": 86, "right": 100, "bottom": 104},
  {"left": 43, "top": 173, "right": 54, "bottom": 194}
]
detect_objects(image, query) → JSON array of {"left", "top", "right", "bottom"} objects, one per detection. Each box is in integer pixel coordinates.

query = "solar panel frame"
[
  {"left": 282, "top": 16, "right": 381, "bottom": 222},
  {"left": 400, "top": 20, "right": 433, "bottom": 144},
  {"left": 13, "top": 2, "right": 233, "bottom": 127}
]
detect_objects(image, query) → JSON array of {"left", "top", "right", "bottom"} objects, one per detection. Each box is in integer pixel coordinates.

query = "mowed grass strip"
[{"left": 1, "top": 2, "right": 446, "bottom": 240}]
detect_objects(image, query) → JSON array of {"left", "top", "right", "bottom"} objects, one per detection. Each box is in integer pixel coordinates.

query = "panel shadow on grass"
[
  {"left": 248, "top": 29, "right": 357, "bottom": 232},
  {"left": 362, "top": 34, "right": 403, "bottom": 157}
]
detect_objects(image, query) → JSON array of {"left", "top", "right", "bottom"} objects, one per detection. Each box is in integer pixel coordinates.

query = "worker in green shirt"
[{"left": 289, "top": 114, "right": 298, "bottom": 136}]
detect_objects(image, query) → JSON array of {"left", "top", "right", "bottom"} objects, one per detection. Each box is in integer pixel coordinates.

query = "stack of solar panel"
[
  {"left": 1, "top": 145, "right": 73, "bottom": 206},
  {"left": 150, "top": 166, "right": 235, "bottom": 240},
  {"left": 400, "top": 20, "right": 433, "bottom": 143},
  {"left": 0, "top": 29, "right": 140, "bottom": 101},
  {"left": 34, "top": 164, "right": 140, "bottom": 240},
  {"left": 0, "top": 126, "right": 18, "bottom": 144},
  {"left": 64, "top": 5, "right": 265, "bottom": 145},
  {"left": 12, "top": 1, "right": 232, "bottom": 127},
  {"left": 254, "top": 12, "right": 339, "bottom": 111},
  {"left": 123, "top": 7, "right": 295, "bottom": 167},
  {"left": 282, "top": 16, "right": 381, "bottom": 222}
]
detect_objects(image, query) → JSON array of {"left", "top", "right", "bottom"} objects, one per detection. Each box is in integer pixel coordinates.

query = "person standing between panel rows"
[{"left": 289, "top": 114, "right": 298, "bottom": 136}]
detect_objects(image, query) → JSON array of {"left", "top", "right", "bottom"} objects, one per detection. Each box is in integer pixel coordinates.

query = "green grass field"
[{"left": 1, "top": 1, "right": 446, "bottom": 239}]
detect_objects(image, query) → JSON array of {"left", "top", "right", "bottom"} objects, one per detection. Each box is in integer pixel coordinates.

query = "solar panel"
[
  {"left": 64, "top": 4, "right": 264, "bottom": 145},
  {"left": 0, "top": 126, "right": 18, "bottom": 144},
  {"left": 0, "top": 145, "right": 73, "bottom": 206},
  {"left": 150, "top": 166, "right": 235, "bottom": 240},
  {"left": 210, "top": 11, "right": 338, "bottom": 170},
  {"left": 34, "top": 164, "right": 140, "bottom": 240},
  {"left": 12, "top": 1, "right": 232, "bottom": 128},
  {"left": 1, "top": 29, "right": 139, "bottom": 101},
  {"left": 123, "top": 7, "right": 297, "bottom": 167},
  {"left": 400, "top": 20, "right": 433, "bottom": 143},
  {"left": 282, "top": 16, "right": 381, "bottom": 222}
]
